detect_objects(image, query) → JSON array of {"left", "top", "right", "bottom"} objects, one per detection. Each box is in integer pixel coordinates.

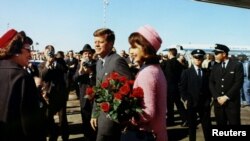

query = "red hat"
[{"left": 0, "top": 29, "right": 18, "bottom": 49}]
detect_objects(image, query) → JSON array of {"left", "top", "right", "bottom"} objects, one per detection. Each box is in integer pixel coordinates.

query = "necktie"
[
  {"left": 100, "top": 60, "right": 104, "bottom": 69},
  {"left": 222, "top": 62, "right": 226, "bottom": 73},
  {"left": 198, "top": 68, "right": 202, "bottom": 78}
]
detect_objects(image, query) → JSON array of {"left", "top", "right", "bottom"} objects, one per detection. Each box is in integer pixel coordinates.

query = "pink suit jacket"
[{"left": 133, "top": 64, "right": 168, "bottom": 141}]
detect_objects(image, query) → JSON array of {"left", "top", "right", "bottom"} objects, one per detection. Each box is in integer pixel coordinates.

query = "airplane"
[
  {"left": 194, "top": 0, "right": 250, "bottom": 9},
  {"left": 162, "top": 1, "right": 250, "bottom": 58},
  {"left": 162, "top": 44, "right": 250, "bottom": 57}
]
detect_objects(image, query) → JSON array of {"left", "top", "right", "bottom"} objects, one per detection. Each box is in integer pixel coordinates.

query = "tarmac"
[{"left": 53, "top": 91, "right": 250, "bottom": 141}]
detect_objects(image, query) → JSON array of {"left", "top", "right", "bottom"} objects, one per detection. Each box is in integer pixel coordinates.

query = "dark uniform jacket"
[
  {"left": 179, "top": 65, "right": 211, "bottom": 108},
  {"left": 209, "top": 59, "right": 244, "bottom": 102}
]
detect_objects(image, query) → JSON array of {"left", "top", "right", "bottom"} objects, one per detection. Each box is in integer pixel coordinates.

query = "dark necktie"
[
  {"left": 100, "top": 60, "right": 104, "bottom": 69},
  {"left": 222, "top": 62, "right": 226, "bottom": 73},
  {"left": 197, "top": 68, "right": 202, "bottom": 90},
  {"left": 198, "top": 68, "right": 202, "bottom": 78}
]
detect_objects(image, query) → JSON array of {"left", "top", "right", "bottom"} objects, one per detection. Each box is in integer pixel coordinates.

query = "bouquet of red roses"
[{"left": 85, "top": 72, "right": 144, "bottom": 123}]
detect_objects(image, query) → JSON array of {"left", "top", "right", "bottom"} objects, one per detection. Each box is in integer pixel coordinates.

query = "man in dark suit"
[
  {"left": 179, "top": 49, "right": 212, "bottom": 141},
  {"left": 65, "top": 50, "right": 79, "bottom": 99},
  {"left": 90, "top": 28, "right": 132, "bottom": 141},
  {"left": 74, "top": 44, "right": 97, "bottom": 141},
  {"left": 209, "top": 44, "right": 244, "bottom": 125},
  {"left": 161, "top": 48, "right": 187, "bottom": 126},
  {"left": 38, "top": 45, "right": 69, "bottom": 141}
]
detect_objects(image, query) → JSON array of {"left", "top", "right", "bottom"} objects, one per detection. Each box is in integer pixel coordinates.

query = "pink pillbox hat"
[{"left": 137, "top": 25, "right": 162, "bottom": 52}]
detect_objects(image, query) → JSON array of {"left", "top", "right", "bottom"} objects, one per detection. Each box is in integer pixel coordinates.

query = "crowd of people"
[{"left": 0, "top": 26, "right": 249, "bottom": 141}]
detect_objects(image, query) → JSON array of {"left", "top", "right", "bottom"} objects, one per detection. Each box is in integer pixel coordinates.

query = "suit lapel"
[
  {"left": 218, "top": 62, "right": 225, "bottom": 76},
  {"left": 222, "top": 60, "right": 231, "bottom": 76},
  {"left": 97, "top": 52, "right": 115, "bottom": 82},
  {"left": 191, "top": 66, "right": 198, "bottom": 77}
]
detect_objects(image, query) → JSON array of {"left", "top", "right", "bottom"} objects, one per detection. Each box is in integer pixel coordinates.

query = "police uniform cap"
[
  {"left": 191, "top": 49, "right": 206, "bottom": 59},
  {"left": 212, "top": 44, "right": 230, "bottom": 54}
]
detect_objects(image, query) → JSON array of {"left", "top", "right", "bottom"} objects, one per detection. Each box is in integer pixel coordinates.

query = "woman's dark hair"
[
  {"left": 128, "top": 32, "right": 160, "bottom": 64},
  {"left": 7, "top": 31, "right": 33, "bottom": 56}
]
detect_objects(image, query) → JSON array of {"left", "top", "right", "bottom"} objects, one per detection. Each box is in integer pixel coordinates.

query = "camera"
[
  {"left": 47, "top": 51, "right": 54, "bottom": 57},
  {"left": 82, "top": 60, "right": 93, "bottom": 67}
]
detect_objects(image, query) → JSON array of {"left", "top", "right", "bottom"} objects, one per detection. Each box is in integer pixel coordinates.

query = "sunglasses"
[{"left": 214, "top": 51, "right": 224, "bottom": 55}]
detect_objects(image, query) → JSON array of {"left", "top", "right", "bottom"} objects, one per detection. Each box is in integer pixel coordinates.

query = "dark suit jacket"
[
  {"left": 38, "top": 59, "right": 68, "bottom": 111},
  {"left": 74, "top": 60, "right": 96, "bottom": 112},
  {"left": 65, "top": 57, "right": 78, "bottom": 78},
  {"left": 179, "top": 65, "right": 211, "bottom": 107},
  {"left": 209, "top": 59, "right": 244, "bottom": 103},
  {"left": 161, "top": 58, "right": 186, "bottom": 94},
  {"left": 92, "top": 51, "right": 132, "bottom": 135}
]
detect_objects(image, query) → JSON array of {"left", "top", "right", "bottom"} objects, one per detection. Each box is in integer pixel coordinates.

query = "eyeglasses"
[{"left": 22, "top": 47, "right": 31, "bottom": 53}]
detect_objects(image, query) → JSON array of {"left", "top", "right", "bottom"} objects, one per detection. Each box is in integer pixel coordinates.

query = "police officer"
[
  {"left": 179, "top": 49, "right": 212, "bottom": 141},
  {"left": 209, "top": 44, "right": 244, "bottom": 125}
]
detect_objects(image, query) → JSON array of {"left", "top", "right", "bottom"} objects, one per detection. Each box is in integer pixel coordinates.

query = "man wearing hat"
[
  {"left": 209, "top": 44, "right": 244, "bottom": 125},
  {"left": 179, "top": 49, "right": 212, "bottom": 141},
  {"left": 74, "top": 44, "right": 97, "bottom": 141}
]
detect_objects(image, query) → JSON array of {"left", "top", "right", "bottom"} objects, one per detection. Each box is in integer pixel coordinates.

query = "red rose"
[
  {"left": 100, "top": 102, "right": 110, "bottom": 112},
  {"left": 86, "top": 71, "right": 144, "bottom": 123},
  {"left": 101, "top": 80, "right": 109, "bottom": 89},
  {"left": 86, "top": 87, "right": 94, "bottom": 95},
  {"left": 114, "top": 92, "right": 123, "bottom": 100},
  {"left": 110, "top": 72, "right": 119, "bottom": 80},
  {"left": 119, "top": 76, "right": 127, "bottom": 83},
  {"left": 85, "top": 87, "right": 94, "bottom": 100},
  {"left": 131, "top": 87, "right": 144, "bottom": 98},
  {"left": 119, "top": 83, "right": 130, "bottom": 95}
]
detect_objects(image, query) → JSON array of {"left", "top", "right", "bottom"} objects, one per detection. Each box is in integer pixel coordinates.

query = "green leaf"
[
  {"left": 113, "top": 100, "right": 121, "bottom": 110},
  {"left": 136, "top": 108, "right": 143, "bottom": 113},
  {"left": 110, "top": 113, "right": 118, "bottom": 121},
  {"left": 91, "top": 111, "right": 100, "bottom": 118}
]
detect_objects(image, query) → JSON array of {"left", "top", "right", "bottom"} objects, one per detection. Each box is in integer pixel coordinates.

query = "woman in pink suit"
[{"left": 127, "top": 25, "right": 167, "bottom": 141}]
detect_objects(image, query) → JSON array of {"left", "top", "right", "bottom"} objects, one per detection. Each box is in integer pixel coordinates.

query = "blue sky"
[{"left": 1, "top": 0, "right": 250, "bottom": 54}]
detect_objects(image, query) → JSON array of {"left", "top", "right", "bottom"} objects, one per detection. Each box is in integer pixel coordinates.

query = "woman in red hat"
[{"left": 0, "top": 29, "right": 46, "bottom": 141}]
